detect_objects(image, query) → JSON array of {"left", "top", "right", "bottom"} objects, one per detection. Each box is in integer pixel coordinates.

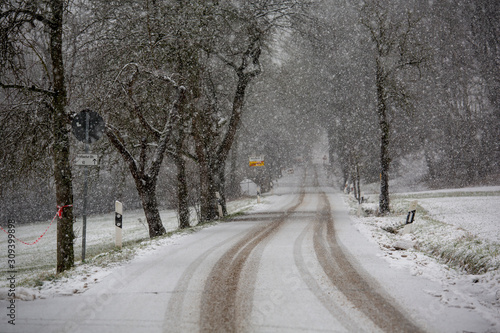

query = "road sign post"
[
  {"left": 403, "top": 201, "right": 418, "bottom": 235},
  {"left": 72, "top": 110, "right": 104, "bottom": 262}
]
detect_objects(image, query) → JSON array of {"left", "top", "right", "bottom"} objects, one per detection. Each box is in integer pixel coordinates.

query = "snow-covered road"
[{"left": 1, "top": 167, "right": 493, "bottom": 332}]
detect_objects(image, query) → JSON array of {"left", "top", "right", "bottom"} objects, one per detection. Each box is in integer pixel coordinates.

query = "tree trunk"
[
  {"left": 227, "top": 136, "right": 240, "bottom": 200},
  {"left": 53, "top": 121, "right": 75, "bottom": 273},
  {"left": 355, "top": 163, "right": 361, "bottom": 204},
  {"left": 173, "top": 97, "right": 190, "bottom": 229},
  {"left": 207, "top": 163, "right": 219, "bottom": 219},
  {"left": 379, "top": 117, "right": 391, "bottom": 214},
  {"left": 216, "top": 74, "right": 250, "bottom": 163},
  {"left": 377, "top": 64, "right": 391, "bottom": 214},
  {"left": 351, "top": 172, "right": 358, "bottom": 200},
  {"left": 176, "top": 155, "right": 190, "bottom": 229},
  {"left": 137, "top": 180, "right": 166, "bottom": 238},
  {"left": 50, "top": 0, "right": 74, "bottom": 273},
  {"left": 193, "top": 44, "right": 260, "bottom": 222},
  {"left": 198, "top": 156, "right": 218, "bottom": 222},
  {"left": 327, "top": 128, "right": 335, "bottom": 171},
  {"left": 218, "top": 160, "right": 228, "bottom": 216},
  {"left": 211, "top": 74, "right": 252, "bottom": 217},
  {"left": 105, "top": 127, "right": 168, "bottom": 238}
]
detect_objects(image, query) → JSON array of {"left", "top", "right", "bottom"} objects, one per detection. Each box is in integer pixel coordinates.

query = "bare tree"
[
  {"left": 191, "top": 0, "right": 310, "bottom": 220},
  {"left": 104, "top": 65, "right": 186, "bottom": 237},
  {"left": 1, "top": 0, "right": 76, "bottom": 272},
  {"left": 81, "top": 0, "right": 201, "bottom": 232},
  {"left": 360, "top": 0, "right": 425, "bottom": 214}
]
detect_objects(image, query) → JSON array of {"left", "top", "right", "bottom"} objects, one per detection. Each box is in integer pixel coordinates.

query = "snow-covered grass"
[
  {"left": 0, "top": 196, "right": 258, "bottom": 296},
  {"left": 344, "top": 187, "right": 500, "bottom": 325}
]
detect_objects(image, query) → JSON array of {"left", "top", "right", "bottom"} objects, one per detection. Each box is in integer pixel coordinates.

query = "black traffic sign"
[{"left": 72, "top": 109, "right": 105, "bottom": 144}]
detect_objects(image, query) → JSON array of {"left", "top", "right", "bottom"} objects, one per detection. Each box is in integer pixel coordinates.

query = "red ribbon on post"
[
  {"left": 0, "top": 204, "right": 73, "bottom": 245},
  {"left": 57, "top": 204, "right": 73, "bottom": 219}
]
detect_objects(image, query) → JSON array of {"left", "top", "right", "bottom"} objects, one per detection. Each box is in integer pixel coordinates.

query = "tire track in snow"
[
  {"left": 199, "top": 189, "right": 306, "bottom": 332},
  {"left": 162, "top": 228, "right": 253, "bottom": 332},
  {"left": 313, "top": 191, "right": 425, "bottom": 333},
  {"left": 292, "top": 217, "right": 368, "bottom": 332}
]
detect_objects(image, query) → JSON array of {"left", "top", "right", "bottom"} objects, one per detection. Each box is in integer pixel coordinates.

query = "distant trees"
[
  {"left": 314, "top": 0, "right": 499, "bottom": 211},
  {"left": 418, "top": 0, "right": 500, "bottom": 187},
  {"left": 289, "top": 0, "right": 380, "bottom": 198}
]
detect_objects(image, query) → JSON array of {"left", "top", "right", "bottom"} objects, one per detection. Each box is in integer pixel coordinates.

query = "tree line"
[
  {"left": 270, "top": 0, "right": 499, "bottom": 213},
  {"left": 1, "top": 0, "right": 499, "bottom": 273},
  {"left": 0, "top": 0, "right": 310, "bottom": 272}
]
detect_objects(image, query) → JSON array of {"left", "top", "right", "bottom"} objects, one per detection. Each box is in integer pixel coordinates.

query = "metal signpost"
[{"left": 72, "top": 109, "right": 104, "bottom": 262}]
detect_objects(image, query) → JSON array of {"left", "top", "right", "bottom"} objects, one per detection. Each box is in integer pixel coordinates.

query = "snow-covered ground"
[
  {"left": 0, "top": 197, "right": 257, "bottom": 298},
  {"left": 343, "top": 186, "right": 500, "bottom": 331},
  {"left": 417, "top": 194, "right": 499, "bottom": 243},
  {"left": 0, "top": 170, "right": 499, "bottom": 331}
]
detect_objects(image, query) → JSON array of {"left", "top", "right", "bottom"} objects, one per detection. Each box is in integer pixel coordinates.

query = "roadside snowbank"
[{"left": 343, "top": 188, "right": 500, "bottom": 330}]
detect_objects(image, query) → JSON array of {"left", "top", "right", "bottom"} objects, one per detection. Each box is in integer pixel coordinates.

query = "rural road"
[{"left": 4, "top": 166, "right": 427, "bottom": 332}]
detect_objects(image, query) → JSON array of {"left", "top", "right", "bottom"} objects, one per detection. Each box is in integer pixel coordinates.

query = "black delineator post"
[{"left": 406, "top": 210, "right": 416, "bottom": 224}]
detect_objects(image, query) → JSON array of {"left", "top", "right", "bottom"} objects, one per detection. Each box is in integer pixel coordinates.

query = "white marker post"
[
  {"left": 115, "top": 201, "right": 123, "bottom": 249},
  {"left": 257, "top": 186, "right": 261, "bottom": 204},
  {"left": 215, "top": 192, "right": 223, "bottom": 218},
  {"left": 402, "top": 200, "right": 418, "bottom": 234}
]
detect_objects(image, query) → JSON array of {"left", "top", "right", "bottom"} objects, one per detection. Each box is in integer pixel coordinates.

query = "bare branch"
[
  {"left": 0, "top": 82, "right": 55, "bottom": 96},
  {"left": 124, "top": 68, "right": 163, "bottom": 140},
  {"left": 1, "top": 8, "right": 54, "bottom": 29},
  {"left": 105, "top": 124, "right": 140, "bottom": 179},
  {"left": 149, "top": 86, "right": 186, "bottom": 180}
]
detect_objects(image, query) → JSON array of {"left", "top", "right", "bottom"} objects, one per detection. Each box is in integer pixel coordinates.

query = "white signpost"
[
  {"left": 402, "top": 200, "right": 418, "bottom": 234},
  {"left": 115, "top": 201, "right": 123, "bottom": 249}
]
